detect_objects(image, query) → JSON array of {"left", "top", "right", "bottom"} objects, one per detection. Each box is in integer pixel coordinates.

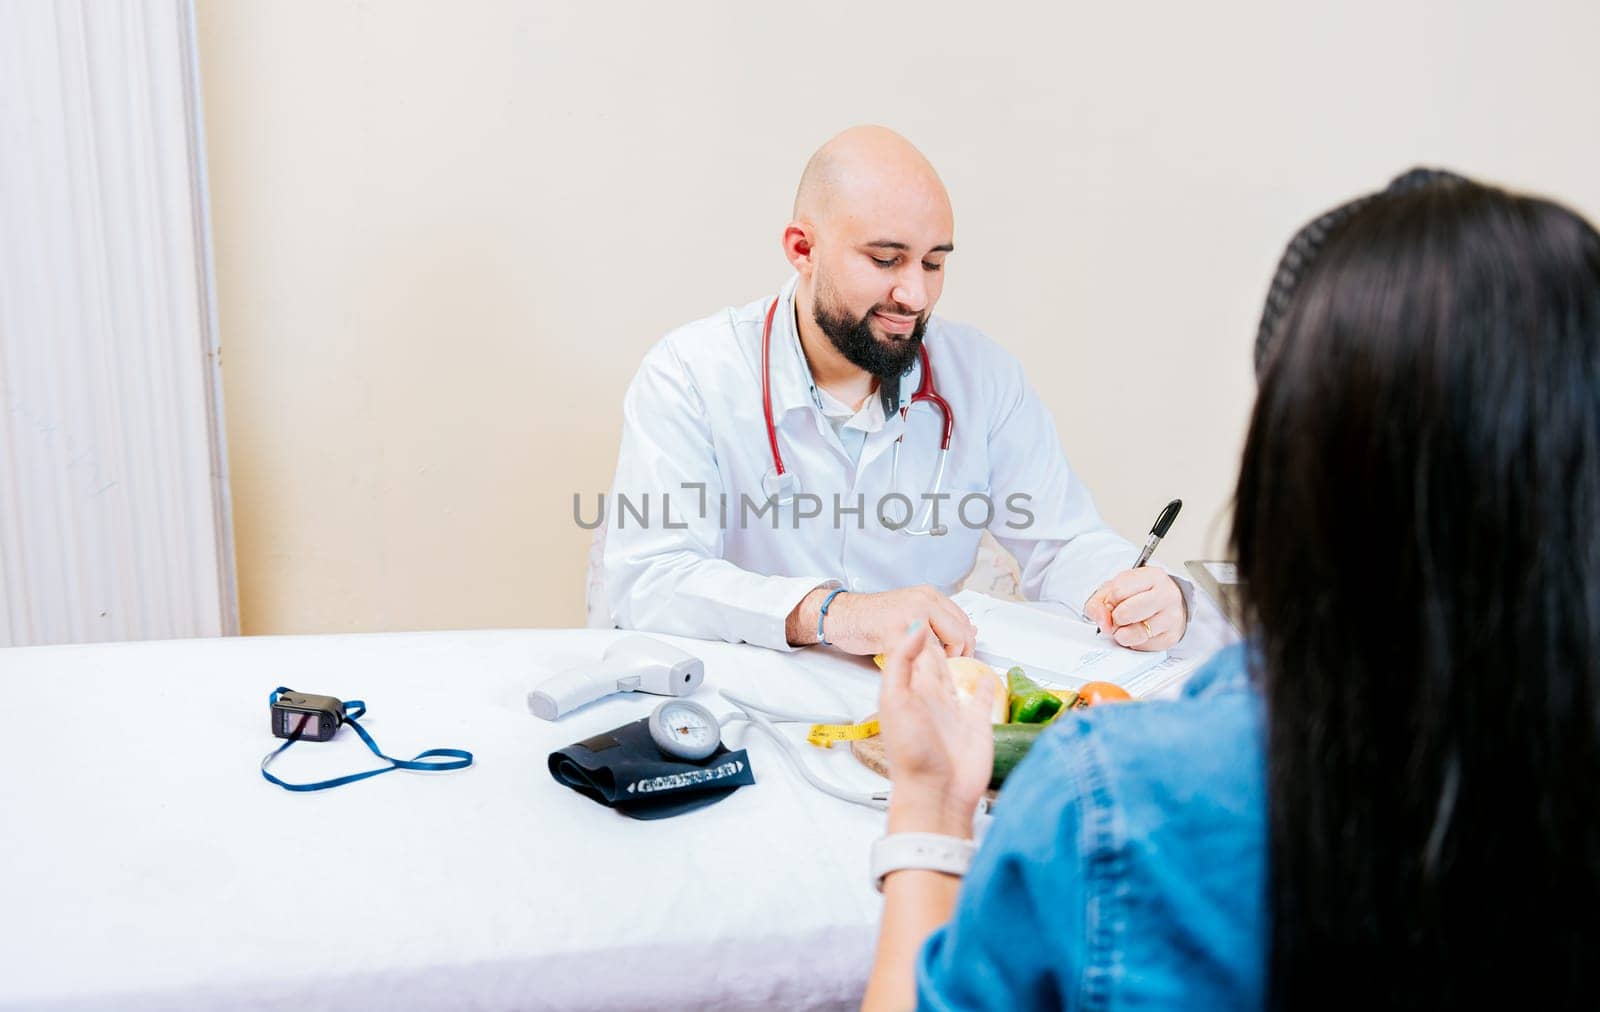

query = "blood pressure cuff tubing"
[{"left": 548, "top": 717, "right": 755, "bottom": 820}]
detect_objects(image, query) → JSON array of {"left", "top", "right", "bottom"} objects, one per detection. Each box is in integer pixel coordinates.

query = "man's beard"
[{"left": 812, "top": 278, "right": 927, "bottom": 381}]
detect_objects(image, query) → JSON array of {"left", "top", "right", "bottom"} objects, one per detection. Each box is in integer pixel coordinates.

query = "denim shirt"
[{"left": 917, "top": 643, "right": 1266, "bottom": 1010}]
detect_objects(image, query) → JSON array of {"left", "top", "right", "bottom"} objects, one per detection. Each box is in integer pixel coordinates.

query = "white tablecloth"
[
  {"left": 0, "top": 629, "right": 903, "bottom": 1011},
  {"left": 0, "top": 609, "right": 1234, "bottom": 1011}
]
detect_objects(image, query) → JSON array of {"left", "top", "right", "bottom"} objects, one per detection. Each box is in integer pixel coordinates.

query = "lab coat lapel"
[
  {"left": 765, "top": 276, "right": 814, "bottom": 422},
  {"left": 768, "top": 276, "right": 851, "bottom": 463}
]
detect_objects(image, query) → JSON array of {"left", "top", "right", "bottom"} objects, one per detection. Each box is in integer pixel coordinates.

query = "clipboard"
[
  {"left": 1184, "top": 560, "right": 1243, "bottom": 633},
  {"left": 951, "top": 590, "right": 1173, "bottom": 696}
]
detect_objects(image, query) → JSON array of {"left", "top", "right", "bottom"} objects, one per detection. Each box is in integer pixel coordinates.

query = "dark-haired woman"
[{"left": 861, "top": 170, "right": 1600, "bottom": 1011}]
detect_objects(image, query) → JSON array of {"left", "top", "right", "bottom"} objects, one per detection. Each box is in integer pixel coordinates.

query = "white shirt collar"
[{"left": 814, "top": 381, "right": 889, "bottom": 433}]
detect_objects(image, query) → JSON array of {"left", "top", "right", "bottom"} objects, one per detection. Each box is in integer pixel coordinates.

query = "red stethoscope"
[{"left": 759, "top": 295, "right": 954, "bottom": 535}]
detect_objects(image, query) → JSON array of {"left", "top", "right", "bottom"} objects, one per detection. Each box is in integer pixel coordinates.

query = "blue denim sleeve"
[
  {"left": 1180, "top": 641, "right": 1251, "bottom": 699},
  {"left": 915, "top": 723, "right": 1097, "bottom": 1010},
  {"left": 914, "top": 643, "right": 1257, "bottom": 1010}
]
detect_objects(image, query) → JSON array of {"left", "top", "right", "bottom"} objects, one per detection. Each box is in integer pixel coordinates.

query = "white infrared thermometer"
[{"left": 527, "top": 635, "right": 706, "bottom": 721}]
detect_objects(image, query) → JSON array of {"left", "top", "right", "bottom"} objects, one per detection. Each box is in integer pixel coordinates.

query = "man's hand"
[
  {"left": 878, "top": 623, "right": 995, "bottom": 837},
  {"left": 1083, "top": 569, "right": 1187, "bottom": 650},
  {"left": 787, "top": 584, "right": 977, "bottom": 657}
]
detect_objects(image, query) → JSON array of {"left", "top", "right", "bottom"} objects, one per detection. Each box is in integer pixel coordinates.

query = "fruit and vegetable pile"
[
  {"left": 872, "top": 654, "right": 1134, "bottom": 788},
  {"left": 990, "top": 664, "right": 1132, "bottom": 787}
]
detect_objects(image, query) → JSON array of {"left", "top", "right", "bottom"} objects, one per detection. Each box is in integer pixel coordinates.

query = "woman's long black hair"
[{"left": 1236, "top": 170, "right": 1600, "bottom": 1008}]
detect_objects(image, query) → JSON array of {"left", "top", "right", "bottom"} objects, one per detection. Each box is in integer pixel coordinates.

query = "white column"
[{"left": 0, "top": 0, "right": 237, "bottom": 646}]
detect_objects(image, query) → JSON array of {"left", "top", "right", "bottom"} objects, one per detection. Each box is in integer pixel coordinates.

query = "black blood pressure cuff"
[{"left": 548, "top": 717, "right": 755, "bottom": 820}]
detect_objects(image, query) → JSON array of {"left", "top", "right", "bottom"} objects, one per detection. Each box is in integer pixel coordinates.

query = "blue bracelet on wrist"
[{"left": 817, "top": 587, "right": 848, "bottom": 645}]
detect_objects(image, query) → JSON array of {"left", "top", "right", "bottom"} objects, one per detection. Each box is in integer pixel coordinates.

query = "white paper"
[{"left": 952, "top": 590, "right": 1170, "bottom": 696}]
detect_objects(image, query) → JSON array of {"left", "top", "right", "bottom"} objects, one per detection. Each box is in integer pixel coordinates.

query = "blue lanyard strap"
[{"left": 262, "top": 686, "right": 474, "bottom": 792}]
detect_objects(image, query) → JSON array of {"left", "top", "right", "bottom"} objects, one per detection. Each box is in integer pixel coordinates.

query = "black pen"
[
  {"left": 1081, "top": 498, "right": 1184, "bottom": 630},
  {"left": 1132, "top": 499, "right": 1183, "bottom": 569}
]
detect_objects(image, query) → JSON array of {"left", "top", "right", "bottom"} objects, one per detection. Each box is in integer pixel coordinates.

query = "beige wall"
[{"left": 196, "top": 0, "right": 1600, "bottom": 635}]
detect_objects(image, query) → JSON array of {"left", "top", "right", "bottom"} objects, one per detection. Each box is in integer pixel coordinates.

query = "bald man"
[{"left": 598, "top": 126, "right": 1189, "bottom": 657}]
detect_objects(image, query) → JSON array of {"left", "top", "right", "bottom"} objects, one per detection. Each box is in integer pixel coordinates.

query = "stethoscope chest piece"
[{"left": 761, "top": 467, "right": 797, "bottom": 506}]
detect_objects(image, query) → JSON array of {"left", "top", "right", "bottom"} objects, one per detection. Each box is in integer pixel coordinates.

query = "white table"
[
  {"left": 1, "top": 629, "right": 902, "bottom": 1011},
  {"left": 0, "top": 611, "right": 1233, "bottom": 1011}
]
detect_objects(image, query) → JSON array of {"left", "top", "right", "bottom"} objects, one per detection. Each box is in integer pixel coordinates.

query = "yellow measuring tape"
[{"left": 806, "top": 719, "right": 880, "bottom": 748}]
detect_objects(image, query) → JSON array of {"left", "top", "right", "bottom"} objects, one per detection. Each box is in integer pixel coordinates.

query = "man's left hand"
[{"left": 1083, "top": 569, "right": 1187, "bottom": 651}]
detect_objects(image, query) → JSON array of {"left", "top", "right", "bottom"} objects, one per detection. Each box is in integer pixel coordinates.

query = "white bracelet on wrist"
[{"left": 869, "top": 832, "right": 976, "bottom": 893}]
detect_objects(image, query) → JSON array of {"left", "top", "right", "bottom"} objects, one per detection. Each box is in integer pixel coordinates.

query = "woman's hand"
[{"left": 877, "top": 622, "right": 996, "bottom": 837}]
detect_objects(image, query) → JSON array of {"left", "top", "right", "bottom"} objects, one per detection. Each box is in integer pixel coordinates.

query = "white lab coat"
[{"left": 600, "top": 274, "right": 1183, "bottom": 650}]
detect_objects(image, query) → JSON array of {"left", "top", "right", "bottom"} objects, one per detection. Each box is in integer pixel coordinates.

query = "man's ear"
[{"left": 781, "top": 221, "right": 816, "bottom": 278}]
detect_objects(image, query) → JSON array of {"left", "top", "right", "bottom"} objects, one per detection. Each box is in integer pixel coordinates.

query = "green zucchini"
[{"left": 990, "top": 722, "right": 1048, "bottom": 788}]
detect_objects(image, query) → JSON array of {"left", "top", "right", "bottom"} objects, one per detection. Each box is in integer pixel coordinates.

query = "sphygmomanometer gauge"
[{"left": 647, "top": 699, "right": 721, "bottom": 761}]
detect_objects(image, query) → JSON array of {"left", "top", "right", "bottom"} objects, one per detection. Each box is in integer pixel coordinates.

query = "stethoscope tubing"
[{"left": 758, "top": 288, "right": 947, "bottom": 473}]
